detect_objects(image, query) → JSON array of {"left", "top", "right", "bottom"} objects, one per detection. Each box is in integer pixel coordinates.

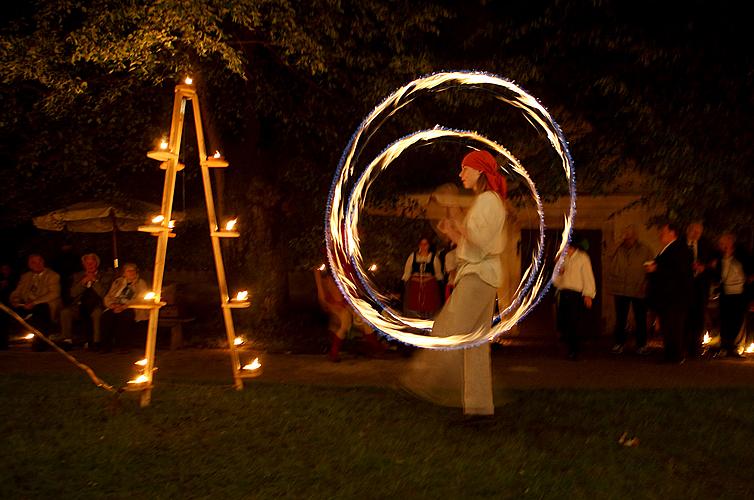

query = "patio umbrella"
[{"left": 32, "top": 200, "right": 184, "bottom": 268}]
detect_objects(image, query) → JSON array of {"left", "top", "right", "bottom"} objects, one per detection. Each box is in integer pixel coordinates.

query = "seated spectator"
[
  {"left": 60, "top": 253, "right": 113, "bottom": 348},
  {"left": 9, "top": 254, "right": 62, "bottom": 350},
  {"left": 0, "top": 262, "right": 19, "bottom": 349},
  {"left": 100, "top": 263, "right": 148, "bottom": 352}
]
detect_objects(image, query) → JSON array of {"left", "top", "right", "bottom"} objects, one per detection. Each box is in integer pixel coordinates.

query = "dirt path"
[{"left": 2, "top": 339, "right": 754, "bottom": 390}]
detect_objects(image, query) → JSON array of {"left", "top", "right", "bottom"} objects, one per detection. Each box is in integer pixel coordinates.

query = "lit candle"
[
  {"left": 368, "top": 263, "right": 378, "bottom": 272},
  {"left": 134, "top": 358, "right": 148, "bottom": 367},
  {"left": 234, "top": 290, "right": 249, "bottom": 302},
  {"left": 233, "top": 337, "right": 245, "bottom": 346},
  {"left": 143, "top": 291, "right": 156, "bottom": 301},
  {"left": 168, "top": 220, "right": 176, "bottom": 229},
  {"left": 212, "top": 150, "right": 222, "bottom": 159},
  {"left": 159, "top": 139, "right": 169, "bottom": 150},
  {"left": 702, "top": 332, "right": 711, "bottom": 345},
  {"left": 242, "top": 358, "right": 261, "bottom": 371},
  {"left": 127, "top": 374, "right": 149, "bottom": 385},
  {"left": 151, "top": 215, "right": 165, "bottom": 224},
  {"left": 23, "top": 333, "right": 35, "bottom": 340},
  {"left": 184, "top": 76, "right": 193, "bottom": 85},
  {"left": 317, "top": 264, "right": 326, "bottom": 271},
  {"left": 225, "top": 219, "right": 237, "bottom": 231},
  {"left": 746, "top": 343, "right": 754, "bottom": 354}
]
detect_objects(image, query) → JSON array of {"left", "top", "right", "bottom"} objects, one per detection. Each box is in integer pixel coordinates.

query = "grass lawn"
[{"left": 1, "top": 374, "right": 753, "bottom": 499}]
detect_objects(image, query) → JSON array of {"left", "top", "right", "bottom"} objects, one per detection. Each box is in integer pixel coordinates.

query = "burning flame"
[
  {"left": 184, "top": 76, "right": 193, "bottom": 85},
  {"left": 746, "top": 343, "right": 754, "bottom": 354},
  {"left": 317, "top": 264, "right": 326, "bottom": 271},
  {"left": 144, "top": 291, "right": 156, "bottom": 301},
  {"left": 702, "top": 332, "right": 711, "bottom": 345},
  {"left": 168, "top": 220, "right": 175, "bottom": 229},
  {"left": 134, "top": 358, "right": 148, "bottom": 366},
  {"left": 225, "top": 219, "right": 237, "bottom": 231},
  {"left": 368, "top": 263, "right": 378, "bottom": 272},
  {"left": 151, "top": 215, "right": 165, "bottom": 224},
  {"left": 127, "top": 374, "right": 149, "bottom": 385},
  {"left": 213, "top": 150, "right": 222, "bottom": 159},
  {"left": 159, "top": 139, "right": 168, "bottom": 150},
  {"left": 233, "top": 337, "right": 245, "bottom": 346},
  {"left": 234, "top": 290, "right": 249, "bottom": 302},
  {"left": 23, "top": 333, "right": 35, "bottom": 340},
  {"left": 242, "top": 358, "right": 261, "bottom": 371}
]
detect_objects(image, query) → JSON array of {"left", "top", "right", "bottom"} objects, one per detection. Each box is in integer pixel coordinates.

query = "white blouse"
[
  {"left": 402, "top": 252, "right": 444, "bottom": 281},
  {"left": 553, "top": 248, "right": 597, "bottom": 298},
  {"left": 456, "top": 191, "right": 506, "bottom": 287}
]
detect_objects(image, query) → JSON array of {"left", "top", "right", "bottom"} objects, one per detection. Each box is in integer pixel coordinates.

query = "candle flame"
[
  {"left": 746, "top": 343, "right": 754, "bottom": 354},
  {"left": 184, "top": 76, "right": 193, "bottom": 85},
  {"left": 225, "top": 219, "right": 237, "bottom": 231},
  {"left": 151, "top": 215, "right": 165, "bottom": 224},
  {"left": 213, "top": 150, "right": 222, "bottom": 159},
  {"left": 233, "top": 337, "right": 244, "bottom": 346},
  {"left": 134, "top": 358, "right": 148, "bottom": 366},
  {"left": 144, "top": 291, "right": 156, "bottom": 301},
  {"left": 159, "top": 139, "right": 168, "bottom": 150},
  {"left": 234, "top": 290, "right": 249, "bottom": 301},
  {"left": 317, "top": 264, "right": 326, "bottom": 271},
  {"left": 702, "top": 332, "right": 711, "bottom": 345},
  {"left": 242, "top": 358, "right": 261, "bottom": 371},
  {"left": 23, "top": 333, "right": 35, "bottom": 340},
  {"left": 127, "top": 374, "right": 149, "bottom": 385},
  {"left": 168, "top": 220, "right": 175, "bottom": 229},
  {"left": 368, "top": 263, "right": 378, "bottom": 272}
]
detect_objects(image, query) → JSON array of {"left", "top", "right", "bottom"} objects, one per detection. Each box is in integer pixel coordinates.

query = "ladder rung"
[
  {"left": 138, "top": 225, "right": 176, "bottom": 237},
  {"left": 128, "top": 302, "right": 166, "bottom": 310},
  {"left": 211, "top": 231, "right": 240, "bottom": 238},
  {"left": 146, "top": 150, "right": 178, "bottom": 162},
  {"left": 223, "top": 301, "right": 251, "bottom": 309},
  {"left": 202, "top": 158, "right": 229, "bottom": 168},
  {"left": 160, "top": 161, "right": 185, "bottom": 171}
]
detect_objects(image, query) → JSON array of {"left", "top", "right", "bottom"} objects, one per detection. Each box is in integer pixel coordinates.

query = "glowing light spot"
[
  {"left": 168, "top": 220, "right": 175, "bottom": 229},
  {"left": 746, "top": 342, "right": 754, "bottom": 354},
  {"left": 159, "top": 139, "right": 168, "bottom": 150},
  {"left": 233, "top": 337, "right": 245, "bottom": 346},
  {"left": 234, "top": 291, "right": 248, "bottom": 302},
  {"left": 151, "top": 215, "right": 165, "bottom": 224},
  {"left": 127, "top": 374, "right": 149, "bottom": 385},
  {"left": 317, "top": 264, "right": 326, "bottom": 271},
  {"left": 143, "top": 291, "right": 156, "bottom": 301},
  {"left": 368, "top": 264, "right": 378, "bottom": 272},
  {"left": 23, "top": 333, "right": 35, "bottom": 340},
  {"left": 242, "top": 358, "right": 261, "bottom": 371},
  {"left": 225, "top": 219, "right": 237, "bottom": 231},
  {"left": 134, "top": 358, "right": 148, "bottom": 366},
  {"left": 184, "top": 76, "right": 193, "bottom": 85},
  {"left": 702, "top": 332, "right": 711, "bottom": 345},
  {"left": 213, "top": 150, "right": 222, "bottom": 159}
]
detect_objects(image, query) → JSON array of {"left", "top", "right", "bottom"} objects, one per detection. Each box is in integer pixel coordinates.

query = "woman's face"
[
  {"left": 459, "top": 166, "right": 481, "bottom": 190},
  {"left": 418, "top": 239, "right": 430, "bottom": 254}
]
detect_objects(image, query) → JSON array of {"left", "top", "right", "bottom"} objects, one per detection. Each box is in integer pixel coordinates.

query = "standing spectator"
[
  {"left": 553, "top": 239, "right": 596, "bottom": 360},
  {"left": 714, "top": 233, "right": 753, "bottom": 358},
  {"left": 401, "top": 237, "right": 443, "bottom": 319},
  {"left": 684, "top": 222, "right": 716, "bottom": 358},
  {"left": 9, "top": 254, "right": 62, "bottom": 350},
  {"left": 100, "top": 263, "right": 148, "bottom": 352},
  {"left": 607, "top": 225, "right": 654, "bottom": 354},
  {"left": 59, "top": 253, "right": 113, "bottom": 349},
  {"left": 646, "top": 222, "right": 693, "bottom": 363}
]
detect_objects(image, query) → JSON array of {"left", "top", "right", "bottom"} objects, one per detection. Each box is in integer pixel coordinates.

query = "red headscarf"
[{"left": 462, "top": 150, "right": 507, "bottom": 199}]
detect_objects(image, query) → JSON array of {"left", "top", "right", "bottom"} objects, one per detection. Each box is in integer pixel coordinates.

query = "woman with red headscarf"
[{"left": 401, "top": 150, "right": 506, "bottom": 418}]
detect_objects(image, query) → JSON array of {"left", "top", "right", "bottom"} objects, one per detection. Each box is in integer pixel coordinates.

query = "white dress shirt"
[{"left": 553, "top": 248, "right": 596, "bottom": 298}]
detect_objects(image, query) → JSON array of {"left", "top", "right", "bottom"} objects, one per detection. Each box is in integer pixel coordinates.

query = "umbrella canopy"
[
  {"left": 32, "top": 200, "right": 182, "bottom": 233},
  {"left": 33, "top": 200, "right": 186, "bottom": 268}
]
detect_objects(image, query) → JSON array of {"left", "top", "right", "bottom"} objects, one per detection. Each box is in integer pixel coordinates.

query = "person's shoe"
[
  {"left": 635, "top": 346, "right": 650, "bottom": 356},
  {"left": 611, "top": 344, "right": 624, "bottom": 354}
]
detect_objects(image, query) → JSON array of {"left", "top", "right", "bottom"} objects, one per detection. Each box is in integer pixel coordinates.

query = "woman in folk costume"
[
  {"left": 400, "top": 150, "right": 507, "bottom": 417},
  {"left": 401, "top": 237, "right": 444, "bottom": 319}
]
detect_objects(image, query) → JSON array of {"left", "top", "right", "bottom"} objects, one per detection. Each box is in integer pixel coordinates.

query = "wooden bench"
[{"left": 157, "top": 298, "right": 194, "bottom": 350}]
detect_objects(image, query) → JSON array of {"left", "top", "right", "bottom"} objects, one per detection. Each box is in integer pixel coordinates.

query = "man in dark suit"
[
  {"left": 684, "top": 222, "right": 715, "bottom": 357},
  {"left": 646, "top": 222, "right": 693, "bottom": 363}
]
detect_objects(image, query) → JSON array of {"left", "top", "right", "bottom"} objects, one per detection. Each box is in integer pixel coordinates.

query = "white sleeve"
[
  {"left": 581, "top": 253, "right": 596, "bottom": 298},
  {"left": 433, "top": 255, "right": 444, "bottom": 281},
  {"left": 402, "top": 254, "right": 413, "bottom": 281}
]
